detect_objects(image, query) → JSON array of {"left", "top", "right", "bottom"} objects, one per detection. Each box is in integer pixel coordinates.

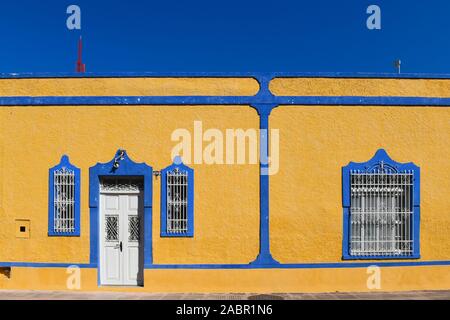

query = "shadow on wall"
[{"left": 0, "top": 267, "right": 11, "bottom": 279}]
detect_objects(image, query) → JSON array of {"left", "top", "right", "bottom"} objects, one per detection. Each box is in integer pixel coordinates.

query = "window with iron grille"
[
  {"left": 342, "top": 149, "right": 420, "bottom": 259},
  {"left": 161, "top": 158, "right": 194, "bottom": 237},
  {"left": 48, "top": 155, "right": 80, "bottom": 236}
]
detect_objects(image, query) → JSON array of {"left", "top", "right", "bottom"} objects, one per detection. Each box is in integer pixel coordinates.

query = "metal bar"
[{"left": 350, "top": 171, "right": 414, "bottom": 257}]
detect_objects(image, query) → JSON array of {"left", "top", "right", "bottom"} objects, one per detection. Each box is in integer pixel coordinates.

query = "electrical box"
[{"left": 15, "top": 219, "right": 30, "bottom": 238}]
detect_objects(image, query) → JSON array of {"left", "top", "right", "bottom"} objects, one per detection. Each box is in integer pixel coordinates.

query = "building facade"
[{"left": 0, "top": 73, "right": 449, "bottom": 292}]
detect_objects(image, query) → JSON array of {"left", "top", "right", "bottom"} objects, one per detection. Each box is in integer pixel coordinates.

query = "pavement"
[{"left": 0, "top": 289, "right": 449, "bottom": 300}]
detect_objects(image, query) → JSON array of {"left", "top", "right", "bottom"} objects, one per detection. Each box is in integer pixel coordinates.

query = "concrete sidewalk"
[{"left": 0, "top": 289, "right": 449, "bottom": 300}]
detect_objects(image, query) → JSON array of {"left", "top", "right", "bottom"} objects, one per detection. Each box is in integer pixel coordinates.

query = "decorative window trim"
[
  {"left": 160, "top": 158, "right": 194, "bottom": 237},
  {"left": 342, "top": 149, "right": 420, "bottom": 260},
  {"left": 48, "top": 155, "right": 81, "bottom": 236}
]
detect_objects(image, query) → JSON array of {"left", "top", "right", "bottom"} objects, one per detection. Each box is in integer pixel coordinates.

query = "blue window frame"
[
  {"left": 160, "top": 157, "right": 194, "bottom": 237},
  {"left": 48, "top": 155, "right": 81, "bottom": 236},
  {"left": 342, "top": 149, "right": 420, "bottom": 260}
]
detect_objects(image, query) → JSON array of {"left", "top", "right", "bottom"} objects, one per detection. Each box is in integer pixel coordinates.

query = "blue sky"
[{"left": 0, "top": 0, "right": 449, "bottom": 73}]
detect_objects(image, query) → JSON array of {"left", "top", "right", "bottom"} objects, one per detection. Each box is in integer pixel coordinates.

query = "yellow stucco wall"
[
  {"left": 0, "top": 77, "right": 259, "bottom": 96},
  {"left": 270, "top": 106, "right": 450, "bottom": 263},
  {"left": 270, "top": 77, "right": 450, "bottom": 97},
  {"left": 0, "top": 76, "right": 450, "bottom": 292},
  {"left": 2, "top": 266, "right": 450, "bottom": 293},
  {"left": 0, "top": 105, "right": 259, "bottom": 264}
]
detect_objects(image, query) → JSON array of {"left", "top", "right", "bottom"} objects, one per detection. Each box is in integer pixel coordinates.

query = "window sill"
[
  {"left": 48, "top": 232, "right": 80, "bottom": 237},
  {"left": 342, "top": 254, "right": 420, "bottom": 260},
  {"left": 160, "top": 232, "right": 194, "bottom": 238}
]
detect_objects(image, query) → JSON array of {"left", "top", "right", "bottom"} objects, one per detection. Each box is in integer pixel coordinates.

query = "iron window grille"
[
  {"left": 48, "top": 155, "right": 80, "bottom": 236},
  {"left": 105, "top": 215, "right": 119, "bottom": 241},
  {"left": 160, "top": 158, "right": 194, "bottom": 237},
  {"left": 342, "top": 149, "right": 420, "bottom": 259},
  {"left": 128, "top": 216, "right": 140, "bottom": 241}
]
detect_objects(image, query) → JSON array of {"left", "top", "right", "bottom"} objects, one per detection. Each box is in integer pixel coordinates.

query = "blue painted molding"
[
  {"left": 89, "top": 149, "right": 153, "bottom": 268},
  {"left": 2, "top": 96, "right": 450, "bottom": 107},
  {"left": 0, "top": 73, "right": 445, "bottom": 272},
  {"left": 2, "top": 72, "right": 450, "bottom": 107},
  {"left": 250, "top": 104, "right": 280, "bottom": 265},
  {"left": 341, "top": 149, "right": 421, "bottom": 260},
  {"left": 0, "top": 262, "right": 94, "bottom": 268},
  {"left": 2, "top": 259, "right": 450, "bottom": 270},
  {"left": 147, "top": 260, "right": 450, "bottom": 269},
  {"left": 3, "top": 71, "right": 450, "bottom": 79},
  {"left": 48, "top": 155, "right": 80, "bottom": 237},
  {"left": 160, "top": 157, "right": 194, "bottom": 237}
]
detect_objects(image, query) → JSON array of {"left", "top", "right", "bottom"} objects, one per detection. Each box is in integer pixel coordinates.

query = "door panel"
[
  {"left": 105, "top": 196, "right": 119, "bottom": 210},
  {"left": 126, "top": 247, "right": 140, "bottom": 281},
  {"left": 105, "top": 246, "right": 121, "bottom": 281},
  {"left": 101, "top": 195, "right": 122, "bottom": 285},
  {"left": 122, "top": 194, "right": 143, "bottom": 285},
  {"left": 100, "top": 190, "right": 143, "bottom": 286}
]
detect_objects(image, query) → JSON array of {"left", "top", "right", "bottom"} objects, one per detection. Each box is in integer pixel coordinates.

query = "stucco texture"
[
  {"left": 0, "top": 105, "right": 260, "bottom": 264},
  {"left": 2, "top": 266, "right": 450, "bottom": 293},
  {"left": 1, "top": 76, "right": 450, "bottom": 293},
  {"left": 0, "top": 77, "right": 259, "bottom": 96},
  {"left": 270, "top": 77, "right": 450, "bottom": 97},
  {"left": 270, "top": 106, "right": 450, "bottom": 263}
]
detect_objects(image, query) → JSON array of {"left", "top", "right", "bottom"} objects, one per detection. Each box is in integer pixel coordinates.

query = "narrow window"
[
  {"left": 48, "top": 155, "right": 80, "bottom": 236},
  {"left": 161, "top": 158, "right": 194, "bottom": 237},
  {"left": 342, "top": 149, "right": 420, "bottom": 259}
]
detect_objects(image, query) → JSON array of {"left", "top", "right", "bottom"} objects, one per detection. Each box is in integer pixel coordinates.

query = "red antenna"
[{"left": 76, "top": 36, "right": 86, "bottom": 73}]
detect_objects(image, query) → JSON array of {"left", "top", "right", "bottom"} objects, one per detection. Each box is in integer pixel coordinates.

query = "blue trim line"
[
  {"left": 0, "top": 73, "right": 446, "bottom": 271},
  {"left": 3, "top": 71, "right": 450, "bottom": 79},
  {"left": 48, "top": 155, "right": 81, "bottom": 237},
  {"left": 89, "top": 150, "right": 153, "bottom": 269},
  {"left": 250, "top": 104, "right": 279, "bottom": 265},
  {"left": 148, "top": 260, "right": 450, "bottom": 269},
  {"left": 160, "top": 158, "right": 194, "bottom": 237},
  {"left": 2, "top": 96, "right": 450, "bottom": 106},
  {"left": 0, "top": 262, "right": 93, "bottom": 268},
  {"left": 2, "top": 260, "right": 450, "bottom": 269},
  {"left": 342, "top": 149, "right": 420, "bottom": 260}
]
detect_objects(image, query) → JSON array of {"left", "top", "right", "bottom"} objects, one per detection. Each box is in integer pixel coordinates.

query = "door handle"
[{"left": 120, "top": 241, "right": 123, "bottom": 252}]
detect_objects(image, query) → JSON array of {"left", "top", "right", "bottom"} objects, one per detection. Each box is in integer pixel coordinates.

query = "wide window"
[
  {"left": 342, "top": 149, "right": 420, "bottom": 259},
  {"left": 48, "top": 155, "right": 80, "bottom": 236}
]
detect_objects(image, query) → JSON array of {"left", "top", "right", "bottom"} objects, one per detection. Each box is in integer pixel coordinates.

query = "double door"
[{"left": 100, "top": 191, "right": 143, "bottom": 286}]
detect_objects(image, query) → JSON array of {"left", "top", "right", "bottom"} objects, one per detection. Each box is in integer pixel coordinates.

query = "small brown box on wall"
[{"left": 15, "top": 219, "right": 30, "bottom": 238}]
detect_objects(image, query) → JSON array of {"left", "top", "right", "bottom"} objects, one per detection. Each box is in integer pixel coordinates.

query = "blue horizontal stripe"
[
  {"left": 1, "top": 96, "right": 450, "bottom": 107},
  {"left": 0, "top": 262, "right": 94, "bottom": 268},
  {"left": 2, "top": 71, "right": 450, "bottom": 79},
  {"left": 2, "top": 260, "right": 450, "bottom": 269},
  {"left": 149, "top": 260, "right": 450, "bottom": 269}
]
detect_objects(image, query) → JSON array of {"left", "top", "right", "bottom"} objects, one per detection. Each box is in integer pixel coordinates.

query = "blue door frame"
[{"left": 89, "top": 150, "right": 153, "bottom": 273}]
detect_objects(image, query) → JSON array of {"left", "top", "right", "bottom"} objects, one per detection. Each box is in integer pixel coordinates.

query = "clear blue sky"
[{"left": 0, "top": 0, "right": 449, "bottom": 74}]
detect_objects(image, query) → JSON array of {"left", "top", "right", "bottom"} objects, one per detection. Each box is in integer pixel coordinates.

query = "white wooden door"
[{"left": 100, "top": 191, "right": 143, "bottom": 286}]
